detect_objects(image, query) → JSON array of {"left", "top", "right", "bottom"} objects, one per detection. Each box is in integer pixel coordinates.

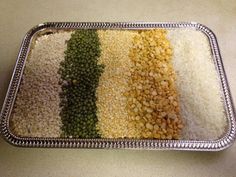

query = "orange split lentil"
[{"left": 125, "top": 29, "right": 183, "bottom": 139}]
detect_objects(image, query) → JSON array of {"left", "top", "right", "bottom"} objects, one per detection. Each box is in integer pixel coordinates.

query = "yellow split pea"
[
  {"left": 126, "top": 29, "right": 183, "bottom": 139},
  {"left": 96, "top": 29, "right": 183, "bottom": 139}
]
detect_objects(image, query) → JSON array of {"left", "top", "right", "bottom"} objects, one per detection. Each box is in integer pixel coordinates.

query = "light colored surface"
[
  {"left": 0, "top": 0, "right": 236, "bottom": 176},
  {"left": 10, "top": 32, "right": 72, "bottom": 137},
  {"left": 167, "top": 29, "right": 227, "bottom": 140}
]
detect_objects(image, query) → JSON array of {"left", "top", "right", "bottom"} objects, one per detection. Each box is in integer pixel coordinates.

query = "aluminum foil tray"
[{"left": 0, "top": 22, "right": 235, "bottom": 151}]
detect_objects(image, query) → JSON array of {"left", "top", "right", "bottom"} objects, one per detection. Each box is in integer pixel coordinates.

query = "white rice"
[{"left": 167, "top": 29, "right": 227, "bottom": 140}]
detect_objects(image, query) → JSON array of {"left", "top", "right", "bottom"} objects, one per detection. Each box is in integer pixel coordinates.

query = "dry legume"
[
  {"left": 59, "top": 30, "right": 103, "bottom": 138},
  {"left": 126, "top": 29, "right": 183, "bottom": 139}
]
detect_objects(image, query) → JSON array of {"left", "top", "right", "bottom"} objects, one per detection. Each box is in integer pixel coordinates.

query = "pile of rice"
[{"left": 167, "top": 29, "right": 226, "bottom": 139}]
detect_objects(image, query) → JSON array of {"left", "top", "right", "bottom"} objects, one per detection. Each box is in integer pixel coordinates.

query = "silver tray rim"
[{"left": 0, "top": 22, "right": 235, "bottom": 151}]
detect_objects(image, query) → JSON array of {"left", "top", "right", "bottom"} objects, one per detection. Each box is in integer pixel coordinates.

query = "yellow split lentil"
[{"left": 125, "top": 29, "right": 183, "bottom": 139}]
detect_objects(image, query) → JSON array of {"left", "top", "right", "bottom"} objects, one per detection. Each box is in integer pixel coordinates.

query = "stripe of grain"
[
  {"left": 10, "top": 32, "right": 72, "bottom": 137},
  {"left": 167, "top": 29, "right": 227, "bottom": 140},
  {"left": 126, "top": 29, "right": 183, "bottom": 139},
  {"left": 96, "top": 30, "right": 138, "bottom": 138}
]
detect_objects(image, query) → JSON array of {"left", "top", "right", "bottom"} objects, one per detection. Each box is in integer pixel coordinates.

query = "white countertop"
[{"left": 0, "top": 0, "right": 236, "bottom": 176}]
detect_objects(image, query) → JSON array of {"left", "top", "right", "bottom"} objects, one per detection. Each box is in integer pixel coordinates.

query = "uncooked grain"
[
  {"left": 10, "top": 32, "right": 72, "bottom": 137},
  {"left": 167, "top": 29, "right": 227, "bottom": 140},
  {"left": 96, "top": 30, "right": 139, "bottom": 138}
]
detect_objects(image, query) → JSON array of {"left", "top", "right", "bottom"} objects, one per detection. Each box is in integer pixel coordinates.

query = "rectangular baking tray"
[{"left": 0, "top": 22, "right": 235, "bottom": 151}]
